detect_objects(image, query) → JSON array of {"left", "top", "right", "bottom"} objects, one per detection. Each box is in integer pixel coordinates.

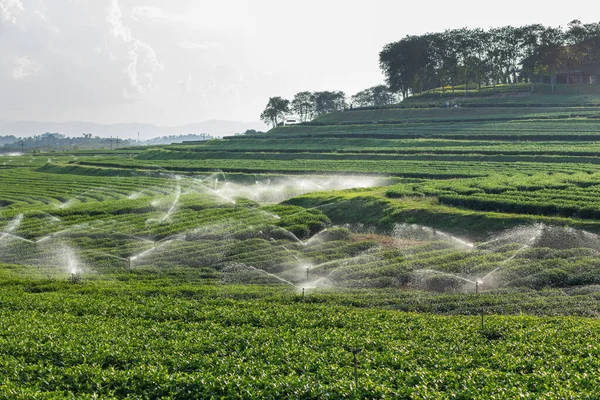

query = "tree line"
[
  {"left": 379, "top": 20, "right": 600, "bottom": 98},
  {"left": 260, "top": 86, "right": 398, "bottom": 127},
  {"left": 261, "top": 20, "right": 600, "bottom": 127},
  {"left": 0, "top": 132, "right": 218, "bottom": 152}
]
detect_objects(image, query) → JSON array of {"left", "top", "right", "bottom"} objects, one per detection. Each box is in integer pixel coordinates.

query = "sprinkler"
[
  {"left": 352, "top": 348, "right": 362, "bottom": 391},
  {"left": 476, "top": 280, "right": 485, "bottom": 330},
  {"left": 306, "top": 267, "right": 310, "bottom": 280},
  {"left": 302, "top": 288, "right": 305, "bottom": 298},
  {"left": 475, "top": 279, "right": 483, "bottom": 294},
  {"left": 481, "top": 311, "right": 485, "bottom": 330},
  {"left": 69, "top": 268, "right": 81, "bottom": 284}
]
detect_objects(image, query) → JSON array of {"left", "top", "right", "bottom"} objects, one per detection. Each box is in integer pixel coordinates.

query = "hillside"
[
  {"left": 44, "top": 93, "right": 600, "bottom": 233},
  {"left": 5, "top": 92, "right": 600, "bottom": 397}
]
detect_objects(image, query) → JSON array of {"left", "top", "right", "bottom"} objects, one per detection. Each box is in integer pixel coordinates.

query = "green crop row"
[
  {"left": 312, "top": 106, "right": 600, "bottom": 125},
  {"left": 267, "top": 119, "right": 600, "bottom": 141},
  {"left": 168, "top": 138, "right": 600, "bottom": 158},
  {"left": 1, "top": 277, "right": 600, "bottom": 398},
  {"left": 386, "top": 172, "right": 600, "bottom": 220}
]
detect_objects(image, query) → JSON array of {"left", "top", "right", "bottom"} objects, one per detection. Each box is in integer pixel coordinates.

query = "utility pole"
[
  {"left": 137, "top": 132, "right": 140, "bottom": 143},
  {"left": 116, "top": 136, "right": 119, "bottom": 149},
  {"left": 110, "top": 137, "right": 113, "bottom": 150}
]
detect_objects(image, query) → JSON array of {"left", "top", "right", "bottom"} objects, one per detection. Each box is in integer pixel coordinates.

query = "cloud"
[
  {"left": 0, "top": 0, "right": 23, "bottom": 24},
  {"left": 106, "top": 0, "right": 163, "bottom": 99},
  {"left": 177, "top": 41, "right": 220, "bottom": 50},
  {"left": 12, "top": 56, "right": 40, "bottom": 80}
]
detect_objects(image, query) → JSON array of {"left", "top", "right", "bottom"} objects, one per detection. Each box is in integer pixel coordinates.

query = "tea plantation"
[{"left": 4, "top": 93, "right": 600, "bottom": 397}]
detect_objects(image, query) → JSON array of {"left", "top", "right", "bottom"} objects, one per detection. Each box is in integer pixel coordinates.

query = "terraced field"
[{"left": 5, "top": 93, "right": 600, "bottom": 397}]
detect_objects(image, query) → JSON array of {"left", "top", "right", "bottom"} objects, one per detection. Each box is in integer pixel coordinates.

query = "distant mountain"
[{"left": 0, "top": 120, "right": 269, "bottom": 139}]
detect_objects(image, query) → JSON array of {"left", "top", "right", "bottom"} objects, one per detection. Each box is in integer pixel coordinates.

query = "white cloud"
[
  {"left": 177, "top": 41, "right": 220, "bottom": 50},
  {"left": 12, "top": 56, "right": 40, "bottom": 80},
  {"left": 0, "top": 0, "right": 24, "bottom": 24},
  {"left": 106, "top": 0, "right": 163, "bottom": 99}
]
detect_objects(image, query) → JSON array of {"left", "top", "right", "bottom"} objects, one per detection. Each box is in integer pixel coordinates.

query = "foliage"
[
  {"left": 313, "top": 91, "right": 347, "bottom": 116},
  {"left": 260, "top": 97, "right": 291, "bottom": 128},
  {"left": 351, "top": 85, "right": 397, "bottom": 107},
  {"left": 1, "top": 277, "right": 600, "bottom": 397},
  {"left": 291, "top": 91, "right": 316, "bottom": 122},
  {"left": 380, "top": 21, "right": 600, "bottom": 98}
]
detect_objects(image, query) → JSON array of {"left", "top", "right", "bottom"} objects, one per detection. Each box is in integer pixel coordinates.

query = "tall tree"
[
  {"left": 351, "top": 88, "right": 374, "bottom": 107},
  {"left": 470, "top": 28, "right": 491, "bottom": 90},
  {"left": 313, "top": 91, "right": 347, "bottom": 116},
  {"left": 380, "top": 38, "right": 417, "bottom": 98},
  {"left": 535, "top": 26, "right": 566, "bottom": 91},
  {"left": 378, "top": 21, "right": 599, "bottom": 99},
  {"left": 260, "top": 97, "right": 290, "bottom": 128},
  {"left": 519, "top": 24, "right": 545, "bottom": 88},
  {"left": 351, "top": 85, "right": 397, "bottom": 107},
  {"left": 372, "top": 85, "right": 397, "bottom": 106},
  {"left": 290, "top": 91, "right": 315, "bottom": 122},
  {"left": 442, "top": 30, "right": 461, "bottom": 93}
]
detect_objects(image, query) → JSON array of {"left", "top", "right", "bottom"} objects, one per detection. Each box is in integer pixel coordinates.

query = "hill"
[
  {"left": 52, "top": 92, "right": 600, "bottom": 226},
  {"left": 4, "top": 92, "right": 600, "bottom": 397}
]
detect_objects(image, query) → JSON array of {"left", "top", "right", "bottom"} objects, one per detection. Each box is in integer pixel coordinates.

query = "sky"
[{"left": 0, "top": 0, "right": 598, "bottom": 126}]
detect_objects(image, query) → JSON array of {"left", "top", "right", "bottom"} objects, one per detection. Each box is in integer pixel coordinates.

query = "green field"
[{"left": 5, "top": 92, "right": 600, "bottom": 397}]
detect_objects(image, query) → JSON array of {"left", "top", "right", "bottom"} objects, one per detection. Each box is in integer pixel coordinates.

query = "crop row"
[
  {"left": 386, "top": 172, "right": 600, "bottom": 220},
  {"left": 168, "top": 138, "right": 600, "bottom": 157},
  {"left": 71, "top": 157, "right": 600, "bottom": 179},
  {"left": 1, "top": 277, "right": 600, "bottom": 397},
  {"left": 311, "top": 106, "right": 600, "bottom": 124},
  {"left": 266, "top": 119, "right": 600, "bottom": 141}
]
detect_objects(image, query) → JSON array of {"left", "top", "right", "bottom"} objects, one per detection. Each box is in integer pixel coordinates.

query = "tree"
[
  {"left": 242, "top": 129, "right": 265, "bottom": 135},
  {"left": 379, "top": 21, "right": 599, "bottom": 99},
  {"left": 380, "top": 38, "right": 416, "bottom": 99},
  {"left": 351, "top": 85, "right": 397, "bottom": 107},
  {"left": 518, "top": 24, "right": 545, "bottom": 89},
  {"left": 260, "top": 97, "right": 290, "bottom": 128},
  {"left": 351, "top": 88, "right": 373, "bottom": 107},
  {"left": 470, "top": 28, "right": 491, "bottom": 90},
  {"left": 290, "top": 91, "right": 315, "bottom": 122},
  {"left": 313, "top": 91, "right": 346, "bottom": 116},
  {"left": 380, "top": 35, "right": 434, "bottom": 98},
  {"left": 441, "top": 30, "right": 461, "bottom": 93}
]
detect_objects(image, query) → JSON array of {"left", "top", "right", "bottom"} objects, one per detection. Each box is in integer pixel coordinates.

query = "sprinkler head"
[{"left": 70, "top": 268, "right": 78, "bottom": 275}]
